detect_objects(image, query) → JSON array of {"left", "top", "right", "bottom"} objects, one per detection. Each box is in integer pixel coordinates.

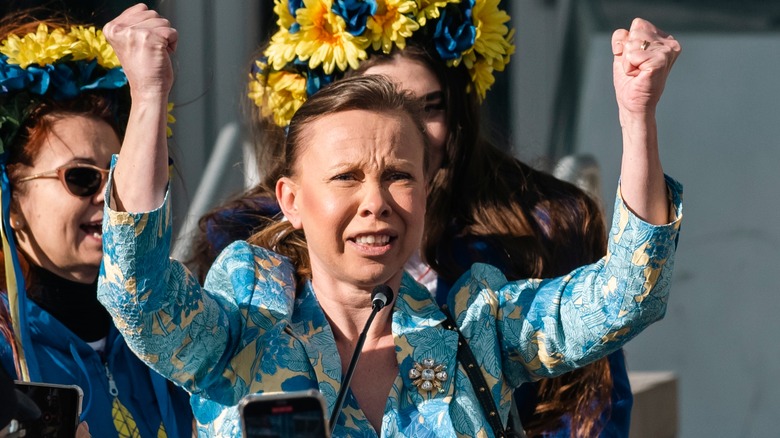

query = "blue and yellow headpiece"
[{"left": 249, "top": 0, "right": 515, "bottom": 127}]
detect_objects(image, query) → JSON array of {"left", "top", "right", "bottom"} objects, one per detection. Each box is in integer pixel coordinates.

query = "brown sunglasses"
[{"left": 16, "top": 162, "right": 110, "bottom": 198}]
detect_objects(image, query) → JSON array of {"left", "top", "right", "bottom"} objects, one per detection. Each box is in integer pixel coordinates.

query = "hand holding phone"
[
  {"left": 12, "top": 381, "right": 83, "bottom": 438},
  {"left": 239, "top": 390, "right": 330, "bottom": 438}
]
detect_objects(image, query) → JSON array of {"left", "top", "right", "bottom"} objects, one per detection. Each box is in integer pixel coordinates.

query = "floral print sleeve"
[
  {"left": 97, "top": 161, "right": 297, "bottom": 405},
  {"left": 448, "top": 176, "right": 683, "bottom": 388}
]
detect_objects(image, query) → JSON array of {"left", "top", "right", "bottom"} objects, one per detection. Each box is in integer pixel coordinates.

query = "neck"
[
  {"left": 311, "top": 275, "right": 400, "bottom": 344},
  {"left": 26, "top": 265, "right": 111, "bottom": 342}
]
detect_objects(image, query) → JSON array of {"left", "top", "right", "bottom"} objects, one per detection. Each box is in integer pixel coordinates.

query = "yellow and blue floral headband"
[
  {"left": 0, "top": 23, "right": 151, "bottom": 382},
  {"left": 250, "top": 0, "right": 515, "bottom": 127}
]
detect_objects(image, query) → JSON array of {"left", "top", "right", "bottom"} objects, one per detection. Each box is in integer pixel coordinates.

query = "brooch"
[{"left": 409, "top": 358, "right": 448, "bottom": 393}]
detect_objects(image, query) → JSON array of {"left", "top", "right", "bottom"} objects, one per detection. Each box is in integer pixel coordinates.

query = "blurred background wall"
[{"left": 3, "top": 1, "right": 779, "bottom": 436}]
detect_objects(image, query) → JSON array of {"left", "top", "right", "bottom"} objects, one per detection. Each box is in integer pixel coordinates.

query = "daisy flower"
[
  {"left": 415, "top": 0, "right": 458, "bottom": 26},
  {"left": 275, "top": 0, "right": 300, "bottom": 30},
  {"left": 167, "top": 102, "right": 176, "bottom": 138},
  {"left": 266, "top": 28, "right": 302, "bottom": 71},
  {"left": 295, "top": 0, "right": 369, "bottom": 74},
  {"left": 366, "top": 0, "right": 420, "bottom": 53},
  {"left": 467, "top": 57, "right": 494, "bottom": 101},
  {"left": 68, "top": 26, "right": 120, "bottom": 69},
  {"left": 461, "top": 0, "right": 513, "bottom": 69},
  {"left": 250, "top": 64, "right": 308, "bottom": 127},
  {"left": 0, "top": 24, "right": 74, "bottom": 68}
]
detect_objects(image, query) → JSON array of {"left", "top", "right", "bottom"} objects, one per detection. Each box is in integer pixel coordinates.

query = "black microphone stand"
[{"left": 328, "top": 285, "right": 393, "bottom": 434}]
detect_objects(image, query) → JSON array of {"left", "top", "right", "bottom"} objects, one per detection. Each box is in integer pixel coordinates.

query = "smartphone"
[
  {"left": 239, "top": 389, "right": 330, "bottom": 438},
  {"left": 12, "top": 381, "right": 83, "bottom": 438}
]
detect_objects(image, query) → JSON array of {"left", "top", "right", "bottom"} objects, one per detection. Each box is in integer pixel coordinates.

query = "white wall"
[{"left": 575, "top": 33, "right": 780, "bottom": 438}]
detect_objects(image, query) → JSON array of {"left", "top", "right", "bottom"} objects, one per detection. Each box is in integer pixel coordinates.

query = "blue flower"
[
  {"left": 0, "top": 57, "right": 33, "bottom": 93},
  {"left": 433, "top": 1, "right": 476, "bottom": 61},
  {"left": 332, "top": 0, "right": 377, "bottom": 36},
  {"left": 75, "top": 60, "right": 128, "bottom": 92},
  {"left": 47, "top": 63, "right": 80, "bottom": 99},
  {"left": 287, "top": 0, "right": 304, "bottom": 17},
  {"left": 286, "top": 0, "right": 304, "bottom": 33},
  {"left": 22, "top": 64, "right": 53, "bottom": 95},
  {"left": 305, "top": 67, "right": 335, "bottom": 96}
]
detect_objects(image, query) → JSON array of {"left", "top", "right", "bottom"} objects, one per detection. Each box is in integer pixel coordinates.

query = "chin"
[{"left": 352, "top": 268, "right": 403, "bottom": 289}]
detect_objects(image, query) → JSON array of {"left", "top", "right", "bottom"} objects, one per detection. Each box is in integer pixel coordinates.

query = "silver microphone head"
[{"left": 371, "top": 285, "right": 394, "bottom": 310}]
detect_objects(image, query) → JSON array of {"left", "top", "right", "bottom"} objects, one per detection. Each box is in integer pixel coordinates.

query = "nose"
[
  {"left": 359, "top": 181, "right": 392, "bottom": 219},
  {"left": 91, "top": 178, "right": 108, "bottom": 204}
]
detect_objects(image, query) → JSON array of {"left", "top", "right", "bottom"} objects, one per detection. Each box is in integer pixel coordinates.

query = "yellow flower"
[
  {"left": 468, "top": 57, "right": 494, "bottom": 101},
  {"left": 266, "top": 28, "right": 302, "bottom": 71},
  {"left": 493, "top": 28, "right": 515, "bottom": 73},
  {"left": 274, "top": 0, "right": 298, "bottom": 30},
  {"left": 249, "top": 65, "right": 308, "bottom": 127},
  {"left": 414, "top": 0, "right": 457, "bottom": 26},
  {"left": 248, "top": 61, "right": 271, "bottom": 114},
  {"left": 0, "top": 24, "right": 75, "bottom": 68},
  {"left": 462, "top": 0, "right": 513, "bottom": 69},
  {"left": 366, "top": 0, "right": 420, "bottom": 53},
  {"left": 166, "top": 103, "right": 176, "bottom": 138},
  {"left": 295, "top": 0, "right": 369, "bottom": 74},
  {"left": 269, "top": 70, "right": 307, "bottom": 127},
  {"left": 68, "top": 26, "right": 120, "bottom": 69}
]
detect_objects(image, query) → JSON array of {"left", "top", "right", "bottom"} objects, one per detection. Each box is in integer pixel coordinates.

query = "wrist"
[{"left": 618, "top": 109, "right": 657, "bottom": 130}]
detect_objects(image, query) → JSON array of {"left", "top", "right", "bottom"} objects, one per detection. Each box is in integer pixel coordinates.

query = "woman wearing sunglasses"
[{"left": 0, "top": 11, "right": 193, "bottom": 437}]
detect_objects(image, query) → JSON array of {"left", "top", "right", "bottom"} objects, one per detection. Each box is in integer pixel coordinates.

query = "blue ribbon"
[{"left": 0, "top": 161, "right": 41, "bottom": 380}]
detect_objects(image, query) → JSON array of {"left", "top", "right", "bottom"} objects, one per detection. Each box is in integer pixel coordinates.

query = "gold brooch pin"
[{"left": 409, "top": 358, "right": 448, "bottom": 394}]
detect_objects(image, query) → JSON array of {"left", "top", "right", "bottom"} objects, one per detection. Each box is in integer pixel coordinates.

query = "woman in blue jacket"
[
  {"left": 99, "top": 5, "right": 681, "bottom": 436},
  {"left": 0, "top": 11, "right": 192, "bottom": 437},
  {"left": 188, "top": 2, "right": 681, "bottom": 435}
]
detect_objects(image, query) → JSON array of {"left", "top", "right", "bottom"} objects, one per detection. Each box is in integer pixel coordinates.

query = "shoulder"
[{"left": 205, "top": 240, "right": 298, "bottom": 317}]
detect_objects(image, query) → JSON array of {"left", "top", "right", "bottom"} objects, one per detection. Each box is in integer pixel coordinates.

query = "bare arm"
[
  {"left": 611, "top": 18, "right": 681, "bottom": 224},
  {"left": 103, "top": 3, "right": 178, "bottom": 212}
]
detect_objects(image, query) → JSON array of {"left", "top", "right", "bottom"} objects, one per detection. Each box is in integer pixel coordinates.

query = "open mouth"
[
  {"left": 351, "top": 233, "right": 395, "bottom": 247},
  {"left": 80, "top": 221, "right": 102, "bottom": 238}
]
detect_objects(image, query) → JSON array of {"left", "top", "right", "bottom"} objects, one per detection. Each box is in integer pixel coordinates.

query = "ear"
[
  {"left": 276, "top": 177, "right": 303, "bottom": 230},
  {"left": 9, "top": 211, "right": 25, "bottom": 230}
]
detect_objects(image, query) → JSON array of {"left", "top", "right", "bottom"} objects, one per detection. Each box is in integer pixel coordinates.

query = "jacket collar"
[{"left": 291, "top": 275, "right": 460, "bottom": 436}]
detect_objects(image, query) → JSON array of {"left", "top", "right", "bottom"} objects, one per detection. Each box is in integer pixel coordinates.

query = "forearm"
[
  {"left": 489, "top": 177, "right": 682, "bottom": 383},
  {"left": 619, "top": 113, "right": 669, "bottom": 225},
  {"left": 112, "top": 95, "right": 170, "bottom": 212},
  {"left": 102, "top": 4, "right": 177, "bottom": 212},
  {"left": 99, "top": 178, "right": 234, "bottom": 393}
]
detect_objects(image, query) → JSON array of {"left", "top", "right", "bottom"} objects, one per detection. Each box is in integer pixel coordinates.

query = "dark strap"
[{"left": 441, "top": 306, "right": 525, "bottom": 438}]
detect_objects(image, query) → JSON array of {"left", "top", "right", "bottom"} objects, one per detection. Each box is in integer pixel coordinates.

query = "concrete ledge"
[{"left": 629, "top": 371, "right": 678, "bottom": 438}]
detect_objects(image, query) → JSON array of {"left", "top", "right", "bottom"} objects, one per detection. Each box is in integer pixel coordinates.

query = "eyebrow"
[{"left": 423, "top": 91, "right": 444, "bottom": 102}]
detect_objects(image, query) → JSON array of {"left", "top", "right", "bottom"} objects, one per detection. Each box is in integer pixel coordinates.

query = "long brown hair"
[{"left": 248, "top": 75, "right": 427, "bottom": 281}]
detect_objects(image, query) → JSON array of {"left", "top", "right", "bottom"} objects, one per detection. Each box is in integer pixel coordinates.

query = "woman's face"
[
  {"left": 278, "top": 109, "right": 427, "bottom": 291},
  {"left": 12, "top": 115, "right": 120, "bottom": 283},
  {"left": 362, "top": 56, "right": 447, "bottom": 179}
]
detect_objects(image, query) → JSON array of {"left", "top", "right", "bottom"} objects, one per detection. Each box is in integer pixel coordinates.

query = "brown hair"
[{"left": 248, "top": 75, "right": 427, "bottom": 281}]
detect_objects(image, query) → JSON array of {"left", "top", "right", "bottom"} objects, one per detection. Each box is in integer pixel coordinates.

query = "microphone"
[
  {"left": 329, "top": 285, "right": 394, "bottom": 433},
  {"left": 371, "top": 285, "right": 393, "bottom": 311}
]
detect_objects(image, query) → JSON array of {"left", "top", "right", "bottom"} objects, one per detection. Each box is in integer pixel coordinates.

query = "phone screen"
[
  {"left": 241, "top": 391, "right": 329, "bottom": 438},
  {"left": 13, "top": 381, "right": 82, "bottom": 438}
]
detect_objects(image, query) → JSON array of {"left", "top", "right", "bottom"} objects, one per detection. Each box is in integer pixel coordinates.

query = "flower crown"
[
  {"left": 249, "top": 0, "right": 515, "bottom": 127},
  {"left": 0, "top": 24, "right": 176, "bottom": 156}
]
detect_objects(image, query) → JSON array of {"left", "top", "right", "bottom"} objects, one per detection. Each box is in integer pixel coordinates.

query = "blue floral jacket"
[{"left": 98, "top": 174, "right": 682, "bottom": 437}]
